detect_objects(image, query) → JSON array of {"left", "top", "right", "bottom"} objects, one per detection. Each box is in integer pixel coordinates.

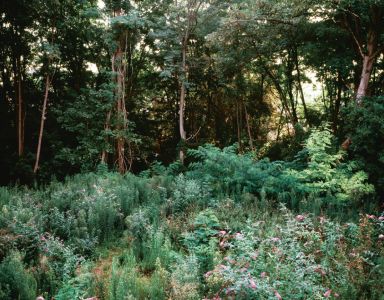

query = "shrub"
[
  {"left": 0, "top": 251, "right": 37, "bottom": 300},
  {"left": 342, "top": 96, "right": 384, "bottom": 200},
  {"left": 170, "top": 254, "right": 200, "bottom": 300}
]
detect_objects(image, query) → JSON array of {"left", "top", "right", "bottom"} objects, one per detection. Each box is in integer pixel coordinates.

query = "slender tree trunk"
[
  {"left": 34, "top": 74, "right": 50, "bottom": 173},
  {"left": 293, "top": 48, "right": 310, "bottom": 126},
  {"left": 332, "top": 73, "right": 342, "bottom": 133},
  {"left": 243, "top": 102, "right": 254, "bottom": 151},
  {"left": 236, "top": 101, "right": 242, "bottom": 151},
  {"left": 16, "top": 58, "right": 24, "bottom": 157},
  {"left": 177, "top": 0, "right": 202, "bottom": 163},
  {"left": 114, "top": 43, "right": 127, "bottom": 174},
  {"left": 101, "top": 109, "right": 112, "bottom": 164},
  {"left": 179, "top": 39, "right": 187, "bottom": 163},
  {"left": 286, "top": 50, "right": 298, "bottom": 125},
  {"left": 356, "top": 55, "right": 375, "bottom": 103},
  {"left": 111, "top": 9, "right": 128, "bottom": 174},
  {"left": 13, "top": 55, "right": 25, "bottom": 157}
]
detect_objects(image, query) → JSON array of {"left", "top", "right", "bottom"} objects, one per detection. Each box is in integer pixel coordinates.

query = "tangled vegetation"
[{"left": 0, "top": 129, "right": 383, "bottom": 299}]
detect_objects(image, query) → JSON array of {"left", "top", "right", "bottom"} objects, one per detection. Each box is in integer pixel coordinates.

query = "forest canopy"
[
  {"left": 1, "top": 1, "right": 384, "bottom": 299},
  {"left": 1, "top": 0, "right": 384, "bottom": 186}
]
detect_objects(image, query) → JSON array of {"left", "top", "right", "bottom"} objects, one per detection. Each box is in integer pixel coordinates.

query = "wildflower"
[
  {"left": 240, "top": 267, "right": 247, "bottom": 273},
  {"left": 260, "top": 272, "right": 266, "bottom": 278},
  {"left": 271, "top": 237, "right": 280, "bottom": 243},
  {"left": 204, "top": 271, "right": 213, "bottom": 278},
  {"left": 235, "top": 232, "right": 244, "bottom": 240},
  {"left": 250, "top": 252, "right": 258, "bottom": 260},
  {"left": 274, "top": 290, "right": 282, "bottom": 300},
  {"left": 323, "top": 289, "right": 332, "bottom": 298},
  {"left": 379, "top": 234, "right": 384, "bottom": 240},
  {"left": 314, "top": 267, "right": 326, "bottom": 276},
  {"left": 218, "top": 264, "right": 229, "bottom": 270},
  {"left": 218, "top": 230, "right": 227, "bottom": 236},
  {"left": 295, "top": 215, "right": 305, "bottom": 222},
  {"left": 225, "top": 288, "right": 233, "bottom": 295},
  {"left": 334, "top": 292, "right": 340, "bottom": 298},
  {"left": 379, "top": 216, "right": 384, "bottom": 221},
  {"left": 366, "top": 214, "right": 376, "bottom": 220},
  {"left": 249, "top": 278, "right": 256, "bottom": 289}
]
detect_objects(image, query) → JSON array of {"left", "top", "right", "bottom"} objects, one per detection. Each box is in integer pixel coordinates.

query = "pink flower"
[
  {"left": 235, "top": 232, "right": 244, "bottom": 240},
  {"left": 323, "top": 289, "right": 332, "bottom": 298},
  {"left": 250, "top": 251, "right": 259, "bottom": 260},
  {"left": 274, "top": 290, "right": 282, "bottom": 300},
  {"left": 334, "top": 292, "right": 340, "bottom": 298},
  {"left": 260, "top": 272, "right": 266, "bottom": 278},
  {"left": 314, "top": 267, "right": 326, "bottom": 276},
  {"left": 218, "top": 230, "right": 227, "bottom": 236},
  {"left": 295, "top": 215, "right": 305, "bottom": 222},
  {"left": 204, "top": 271, "right": 213, "bottom": 278},
  {"left": 225, "top": 288, "right": 233, "bottom": 295},
  {"left": 367, "top": 214, "right": 376, "bottom": 220},
  {"left": 249, "top": 278, "right": 256, "bottom": 289},
  {"left": 379, "top": 234, "right": 384, "bottom": 240},
  {"left": 271, "top": 237, "right": 280, "bottom": 243},
  {"left": 379, "top": 216, "right": 384, "bottom": 221},
  {"left": 240, "top": 267, "right": 247, "bottom": 273}
]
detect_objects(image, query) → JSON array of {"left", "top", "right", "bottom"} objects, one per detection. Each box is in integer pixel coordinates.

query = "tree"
[{"left": 326, "top": 0, "right": 384, "bottom": 103}]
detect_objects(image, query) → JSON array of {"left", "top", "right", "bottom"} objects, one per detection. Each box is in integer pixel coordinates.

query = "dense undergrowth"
[{"left": 0, "top": 128, "right": 383, "bottom": 299}]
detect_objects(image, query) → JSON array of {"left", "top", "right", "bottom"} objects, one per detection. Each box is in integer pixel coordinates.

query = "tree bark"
[
  {"left": 332, "top": 72, "right": 342, "bottom": 133},
  {"left": 16, "top": 58, "right": 25, "bottom": 157},
  {"left": 179, "top": 37, "right": 187, "bottom": 163},
  {"left": 243, "top": 102, "right": 254, "bottom": 151},
  {"left": 34, "top": 74, "right": 50, "bottom": 173},
  {"left": 13, "top": 55, "right": 25, "bottom": 157},
  {"left": 101, "top": 109, "right": 112, "bottom": 164},
  {"left": 114, "top": 40, "right": 127, "bottom": 174},
  {"left": 111, "top": 9, "right": 128, "bottom": 174},
  {"left": 293, "top": 48, "right": 310, "bottom": 126},
  {"left": 356, "top": 55, "right": 375, "bottom": 103}
]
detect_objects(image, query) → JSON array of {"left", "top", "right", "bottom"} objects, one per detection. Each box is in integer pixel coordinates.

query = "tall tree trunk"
[
  {"left": 293, "top": 48, "right": 310, "bottom": 126},
  {"left": 34, "top": 74, "right": 50, "bottom": 173},
  {"left": 16, "top": 58, "right": 25, "bottom": 157},
  {"left": 177, "top": 0, "right": 202, "bottom": 163},
  {"left": 332, "top": 72, "right": 342, "bottom": 133},
  {"left": 13, "top": 55, "right": 25, "bottom": 157},
  {"left": 111, "top": 9, "right": 128, "bottom": 174},
  {"left": 179, "top": 39, "right": 187, "bottom": 163},
  {"left": 114, "top": 40, "right": 127, "bottom": 174},
  {"left": 236, "top": 101, "right": 242, "bottom": 151},
  {"left": 356, "top": 55, "right": 375, "bottom": 103},
  {"left": 286, "top": 50, "right": 298, "bottom": 125},
  {"left": 243, "top": 102, "right": 254, "bottom": 151},
  {"left": 101, "top": 109, "right": 112, "bottom": 164}
]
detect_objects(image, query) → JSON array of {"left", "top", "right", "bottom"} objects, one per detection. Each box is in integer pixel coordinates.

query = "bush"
[
  {"left": 0, "top": 252, "right": 37, "bottom": 300},
  {"left": 343, "top": 96, "right": 384, "bottom": 200},
  {"left": 204, "top": 207, "right": 384, "bottom": 299}
]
